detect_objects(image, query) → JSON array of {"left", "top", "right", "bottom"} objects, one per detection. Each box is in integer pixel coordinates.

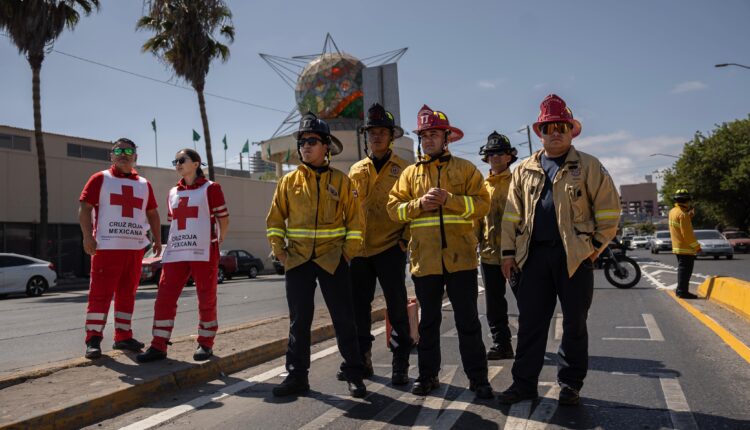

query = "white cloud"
[
  {"left": 671, "top": 81, "right": 707, "bottom": 94},
  {"left": 477, "top": 78, "right": 506, "bottom": 90},
  {"left": 574, "top": 130, "right": 631, "bottom": 149},
  {"left": 533, "top": 83, "right": 547, "bottom": 90}
]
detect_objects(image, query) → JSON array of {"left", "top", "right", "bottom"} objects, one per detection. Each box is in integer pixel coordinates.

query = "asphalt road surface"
[{"left": 87, "top": 256, "right": 750, "bottom": 430}]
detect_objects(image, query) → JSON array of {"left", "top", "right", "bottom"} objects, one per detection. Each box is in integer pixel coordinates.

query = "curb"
[
  {"left": 697, "top": 276, "right": 750, "bottom": 322},
  {"left": 1, "top": 307, "right": 387, "bottom": 430}
]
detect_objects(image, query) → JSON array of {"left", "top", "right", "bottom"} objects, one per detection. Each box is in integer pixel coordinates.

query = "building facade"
[{"left": 620, "top": 181, "right": 659, "bottom": 221}]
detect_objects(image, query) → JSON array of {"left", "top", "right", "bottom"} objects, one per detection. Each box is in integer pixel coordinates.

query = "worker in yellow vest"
[{"left": 668, "top": 189, "right": 701, "bottom": 299}]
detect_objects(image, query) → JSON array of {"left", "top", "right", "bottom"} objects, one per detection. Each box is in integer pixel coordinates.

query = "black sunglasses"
[
  {"left": 172, "top": 157, "right": 195, "bottom": 166},
  {"left": 297, "top": 137, "right": 322, "bottom": 147}
]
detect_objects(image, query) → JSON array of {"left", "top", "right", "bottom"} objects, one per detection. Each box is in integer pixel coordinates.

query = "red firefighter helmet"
[
  {"left": 532, "top": 94, "right": 582, "bottom": 138},
  {"left": 413, "top": 104, "right": 464, "bottom": 143}
]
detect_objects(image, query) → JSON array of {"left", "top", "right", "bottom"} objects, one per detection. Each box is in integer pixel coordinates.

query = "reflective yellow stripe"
[
  {"left": 398, "top": 202, "right": 412, "bottom": 222},
  {"left": 503, "top": 212, "right": 521, "bottom": 223},
  {"left": 595, "top": 210, "right": 620, "bottom": 220},
  {"left": 673, "top": 247, "right": 696, "bottom": 253},
  {"left": 346, "top": 230, "right": 362, "bottom": 240},
  {"left": 460, "top": 195, "right": 475, "bottom": 219},
  {"left": 267, "top": 228, "right": 286, "bottom": 238},
  {"left": 689, "top": 242, "right": 700, "bottom": 248},
  {"left": 410, "top": 215, "right": 473, "bottom": 229},
  {"left": 669, "top": 221, "right": 681, "bottom": 228},
  {"left": 287, "top": 227, "right": 347, "bottom": 239}
]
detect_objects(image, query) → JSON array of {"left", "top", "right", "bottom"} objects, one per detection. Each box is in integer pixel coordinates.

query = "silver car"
[
  {"left": 695, "top": 230, "right": 734, "bottom": 260},
  {"left": 0, "top": 253, "right": 57, "bottom": 297},
  {"left": 650, "top": 231, "right": 672, "bottom": 254}
]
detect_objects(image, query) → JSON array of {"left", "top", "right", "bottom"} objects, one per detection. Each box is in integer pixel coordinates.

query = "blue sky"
[{"left": 2, "top": 0, "right": 749, "bottom": 189}]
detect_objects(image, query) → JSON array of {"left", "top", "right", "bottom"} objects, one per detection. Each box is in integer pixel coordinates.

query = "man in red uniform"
[{"left": 79, "top": 138, "right": 161, "bottom": 359}]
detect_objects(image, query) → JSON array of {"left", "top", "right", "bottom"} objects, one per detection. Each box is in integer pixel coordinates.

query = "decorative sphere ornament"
[{"left": 295, "top": 53, "right": 364, "bottom": 119}]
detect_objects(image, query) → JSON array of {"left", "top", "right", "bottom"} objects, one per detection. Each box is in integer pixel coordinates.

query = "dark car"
[
  {"left": 141, "top": 248, "right": 237, "bottom": 284},
  {"left": 223, "top": 250, "right": 264, "bottom": 278}
]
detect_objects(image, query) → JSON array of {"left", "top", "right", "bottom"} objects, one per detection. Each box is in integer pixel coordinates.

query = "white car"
[
  {"left": 694, "top": 230, "right": 734, "bottom": 260},
  {"left": 650, "top": 231, "right": 672, "bottom": 253},
  {"left": 632, "top": 236, "right": 649, "bottom": 249},
  {"left": 0, "top": 253, "right": 57, "bottom": 297}
]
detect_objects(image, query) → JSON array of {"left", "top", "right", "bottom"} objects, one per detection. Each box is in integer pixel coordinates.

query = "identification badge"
[{"left": 327, "top": 183, "right": 340, "bottom": 201}]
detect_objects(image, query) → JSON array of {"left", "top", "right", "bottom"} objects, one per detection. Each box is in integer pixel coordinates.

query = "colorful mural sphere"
[{"left": 295, "top": 52, "right": 364, "bottom": 119}]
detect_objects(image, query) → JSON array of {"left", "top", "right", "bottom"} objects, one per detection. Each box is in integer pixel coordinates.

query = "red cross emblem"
[
  {"left": 172, "top": 197, "right": 199, "bottom": 230},
  {"left": 110, "top": 185, "right": 144, "bottom": 218}
]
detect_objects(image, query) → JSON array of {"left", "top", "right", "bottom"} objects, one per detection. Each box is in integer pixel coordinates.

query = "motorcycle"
[{"left": 597, "top": 240, "right": 642, "bottom": 289}]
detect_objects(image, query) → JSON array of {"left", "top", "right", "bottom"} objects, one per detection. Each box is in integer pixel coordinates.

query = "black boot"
[
  {"left": 193, "top": 344, "right": 213, "bottom": 361},
  {"left": 676, "top": 291, "right": 698, "bottom": 299},
  {"left": 391, "top": 353, "right": 409, "bottom": 386},
  {"left": 112, "top": 338, "right": 145, "bottom": 352},
  {"left": 558, "top": 386, "right": 581, "bottom": 406},
  {"left": 497, "top": 387, "right": 538, "bottom": 404},
  {"left": 337, "top": 350, "right": 373, "bottom": 381},
  {"left": 411, "top": 376, "right": 440, "bottom": 395},
  {"left": 348, "top": 378, "right": 367, "bottom": 398},
  {"left": 273, "top": 374, "right": 310, "bottom": 397},
  {"left": 469, "top": 381, "right": 494, "bottom": 399},
  {"left": 486, "top": 341, "right": 514, "bottom": 360},
  {"left": 136, "top": 347, "right": 167, "bottom": 363},
  {"left": 85, "top": 336, "right": 103, "bottom": 359}
]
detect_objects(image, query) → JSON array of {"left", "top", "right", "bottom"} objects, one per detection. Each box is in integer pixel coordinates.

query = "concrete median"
[
  {"left": 698, "top": 276, "right": 750, "bottom": 321},
  {"left": 0, "top": 297, "right": 388, "bottom": 430}
]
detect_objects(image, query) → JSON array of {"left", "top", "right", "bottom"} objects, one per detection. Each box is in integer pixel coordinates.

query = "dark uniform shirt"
[{"left": 531, "top": 152, "right": 567, "bottom": 242}]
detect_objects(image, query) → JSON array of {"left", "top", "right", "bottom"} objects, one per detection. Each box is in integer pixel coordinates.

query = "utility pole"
[{"left": 526, "top": 125, "right": 533, "bottom": 157}]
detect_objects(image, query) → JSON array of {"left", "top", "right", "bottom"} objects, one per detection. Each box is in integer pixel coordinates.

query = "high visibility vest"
[
  {"left": 162, "top": 181, "right": 212, "bottom": 263},
  {"left": 95, "top": 170, "right": 151, "bottom": 250}
]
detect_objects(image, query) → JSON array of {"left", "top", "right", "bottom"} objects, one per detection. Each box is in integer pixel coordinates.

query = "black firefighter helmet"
[
  {"left": 673, "top": 188, "right": 693, "bottom": 202},
  {"left": 294, "top": 111, "right": 343, "bottom": 156},
  {"left": 479, "top": 131, "right": 518, "bottom": 164},
  {"left": 360, "top": 103, "right": 404, "bottom": 139}
]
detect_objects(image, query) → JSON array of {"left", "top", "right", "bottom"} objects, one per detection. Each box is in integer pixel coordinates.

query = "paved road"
[
  {"left": 89, "top": 265, "right": 750, "bottom": 430},
  {"left": 0, "top": 275, "right": 325, "bottom": 377},
  {"left": 633, "top": 247, "right": 749, "bottom": 280}
]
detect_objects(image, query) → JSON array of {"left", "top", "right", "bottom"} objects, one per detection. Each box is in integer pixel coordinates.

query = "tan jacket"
[
  {"left": 348, "top": 152, "right": 410, "bottom": 257},
  {"left": 501, "top": 146, "right": 621, "bottom": 277},
  {"left": 266, "top": 164, "right": 362, "bottom": 274},
  {"left": 475, "top": 169, "right": 512, "bottom": 265},
  {"left": 387, "top": 151, "right": 489, "bottom": 276},
  {"left": 669, "top": 204, "right": 700, "bottom": 255}
]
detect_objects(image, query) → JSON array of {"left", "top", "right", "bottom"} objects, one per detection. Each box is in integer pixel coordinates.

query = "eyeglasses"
[
  {"left": 172, "top": 157, "right": 192, "bottom": 166},
  {"left": 297, "top": 137, "right": 322, "bottom": 147},
  {"left": 540, "top": 122, "right": 571, "bottom": 135},
  {"left": 112, "top": 147, "right": 135, "bottom": 156}
]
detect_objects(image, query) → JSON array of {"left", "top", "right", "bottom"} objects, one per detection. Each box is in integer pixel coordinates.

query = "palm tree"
[
  {"left": 138, "top": 0, "right": 235, "bottom": 181},
  {"left": 0, "top": 0, "right": 100, "bottom": 258}
]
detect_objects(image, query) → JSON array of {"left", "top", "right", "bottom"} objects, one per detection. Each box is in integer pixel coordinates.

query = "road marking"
[
  {"left": 659, "top": 376, "right": 699, "bottom": 430},
  {"left": 554, "top": 313, "right": 563, "bottom": 340},
  {"left": 667, "top": 292, "right": 750, "bottom": 365},
  {"left": 502, "top": 399, "right": 533, "bottom": 430},
  {"left": 431, "top": 366, "right": 503, "bottom": 430},
  {"left": 411, "top": 366, "right": 459, "bottom": 429},
  {"left": 122, "top": 327, "right": 386, "bottom": 430},
  {"left": 525, "top": 384, "right": 561, "bottom": 430},
  {"left": 650, "top": 269, "right": 677, "bottom": 276},
  {"left": 360, "top": 366, "right": 458, "bottom": 430},
  {"left": 603, "top": 313, "right": 664, "bottom": 341}
]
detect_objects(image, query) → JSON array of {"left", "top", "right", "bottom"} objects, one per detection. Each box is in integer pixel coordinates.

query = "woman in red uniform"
[{"left": 137, "top": 149, "right": 229, "bottom": 362}]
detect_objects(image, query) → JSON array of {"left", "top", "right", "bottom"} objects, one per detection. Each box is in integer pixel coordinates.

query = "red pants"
[
  {"left": 150, "top": 244, "right": 219, "bottom": 352},
  {"left": 85, "top": 248, "right": 145, "bottom": 343}
]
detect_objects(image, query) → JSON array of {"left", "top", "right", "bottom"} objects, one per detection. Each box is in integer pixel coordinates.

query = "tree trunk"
[
  {"left": 196, "top": 89, "right": 215, "bottom": 180},
  {"left": 30, "top": 55, "right": 48, "bottom": 260}
]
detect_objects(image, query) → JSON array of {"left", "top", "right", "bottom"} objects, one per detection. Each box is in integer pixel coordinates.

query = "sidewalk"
[{"left": 0, "top": 294, "right": 391, "bottom": 430}]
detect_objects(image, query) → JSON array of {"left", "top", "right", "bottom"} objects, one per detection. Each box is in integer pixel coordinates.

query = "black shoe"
[
  {"left": 486, "top": 342, "right": 514, "bottom": 360},
  {"left": 558, "top": 386, "right": 580, "bottom": 406},
  {"left": 112, "top": 338, "right": 145, "bottom": 352},
  {"left": 469, "top": 381, "right": 494, "bottom": 399},
  {"left": 85, "top": 336, "right": 103, "bottom": 359},
  {"left": 136, "top": 347, "right": 167, "bottom": 363},
  {"left": 336, "top": 354, "right": 374, "bottom": 381},
  {"left": 676, "top": 291, "right": 698, "bottom": 299},
  {"left": 411, "top": 376, "right": 440, "bottom": 395},
  {"left": 391, "top": 354, "right": 410, "bottom": 385},
  {"left": 272, "top": 374, "right": 310, "bottom": 397},
  {"left": 193, "top": 345, "right": 213, "bottom": 361},
  {"left": 348, "top": 379, "right": 367, "bottom": 398},
  {"left": 497, "top": 387, "right": 538, "bottom": 404}
]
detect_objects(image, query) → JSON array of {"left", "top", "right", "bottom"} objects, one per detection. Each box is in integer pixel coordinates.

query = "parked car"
[
  {"left": 621, "top": 235, "right": 634, "bottom": 250},
  {"left": 0, "top": 253, "right": 57, "bottom": 297},
  {"left": 141, "top": 247, "right": 237, "bottom": 284},
  {"left": 632, "top": 236, "right": 649, "bottom": 249},
  {"left": 694, "top": 230, "right": 734, "bottom": 259},
  {"left": 650, "top": 231, "right": 672, "bottom": 254},
  {"left": 723, "top": 230, "right": 750, "bottom": 253},
  {"left": 223, "top": 250, "right": 264, "bottom": 278}
]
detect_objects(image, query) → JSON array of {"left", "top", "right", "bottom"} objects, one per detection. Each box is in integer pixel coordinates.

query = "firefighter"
[
  {"left": 669, "top": 189, "right": 700, "bottom": 299},
  {"left": 78, "top": 138, "right": 161, "bottom": 359},
  {"left": 387, "top": 105, "right": 493, "bottom": 399},
  {"left": 475, "top": 132, "right": 518, "bottom": 360},
  {"left": 266, "top": 112, "right": 367, "bottom": 398},
  {"left": 337, "top": 103, "right": 413, "bottom": 386},
  {"left": 498, "top": 94, "right": 621, "bottom": 406},
  {"left": 137, "top": 149, "right": 229, "bottom": 363}
]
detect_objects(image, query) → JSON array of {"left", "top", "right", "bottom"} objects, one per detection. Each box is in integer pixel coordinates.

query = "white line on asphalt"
[
  {"left": 659, "top": 376, "right": 699, "bottom": 430},
  {"left": 603, "top": 314, "right": 664, "bottom": 341},
  {"left": 411, "top": 366, "right": 459, "bottom": 429},
  {"left": 650, "top": 269, "right": 677, "bottom": 276},
  {"left": 430, "top": 366, "right": 503, "bottom": 430},
  {"left": 359, "top": 366, "right": 458, "bottom": 430},
  {"left": 554, "top": 313, "right": 563, "bottom": 340},
  {"left": 525, "top": 384, "right": 561, "bottom": 430},
  {"left": 121, "top": 327, "right": 387, "bottom": 430},
  {"left": 502, "top": 399, "right": 533, "bottom": 430}
]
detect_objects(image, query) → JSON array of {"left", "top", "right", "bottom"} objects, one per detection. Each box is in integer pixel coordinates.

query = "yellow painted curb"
[{"left": 697, "top": 276, "right": 750, "bottom": 322}]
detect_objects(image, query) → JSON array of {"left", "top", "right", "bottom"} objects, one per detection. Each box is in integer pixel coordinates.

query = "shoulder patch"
[{"left": 390, "top": 164, "right": 401, "bottom": 177}]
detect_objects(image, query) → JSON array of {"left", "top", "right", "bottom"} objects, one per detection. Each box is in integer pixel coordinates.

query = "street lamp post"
[
  {"left": 715, "top": 63, "right": 750, "bottom": 70},
  {"left": 517, "top": 125, "right": 533, "bottom": 157}
]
